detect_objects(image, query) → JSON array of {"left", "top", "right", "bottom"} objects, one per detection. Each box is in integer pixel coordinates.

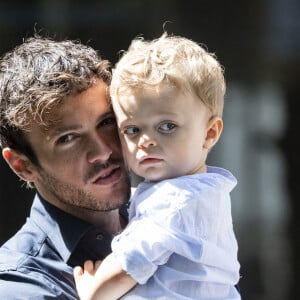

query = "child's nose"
[{"left": 138, "top": 134, "right": 157, "bottom": 149}]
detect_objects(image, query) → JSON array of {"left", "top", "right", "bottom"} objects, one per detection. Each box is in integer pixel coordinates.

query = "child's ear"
[
  {"left": 2, "top": 147, "right": 37, "bottom": 182},
  {"left": 203, "top": 116, "right": 223, "bottom": 150}
]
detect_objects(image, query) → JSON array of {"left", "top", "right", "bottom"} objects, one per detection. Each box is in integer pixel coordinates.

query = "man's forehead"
[{"left": 32, "top": 80, "right": 111, "bottom": 130}]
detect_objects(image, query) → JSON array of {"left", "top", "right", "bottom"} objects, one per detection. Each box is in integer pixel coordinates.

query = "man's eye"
[
  {"left": 100, "top": 116, "right": 117, "bottom": 127},
  {"left": 159, "top": 122, "right": 177, "bottom": 132},
  {"left": 56, "top": 134, "right": 74, "bottom": 144},
  {"left": 123, "top": 127, "right": 140, "bottom": 135}
]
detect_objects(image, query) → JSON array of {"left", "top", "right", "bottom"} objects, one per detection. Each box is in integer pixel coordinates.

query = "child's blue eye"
[
  {"left": 159, "top": 122, "right": 177, "bottom": 132},
  {"left": 123, "top": 126, "right": 140, "bottom": 135}
]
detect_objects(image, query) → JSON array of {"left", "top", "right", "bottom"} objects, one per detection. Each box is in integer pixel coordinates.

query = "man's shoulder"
[
  {"left": 0, "top": 246, "right": 28, "bottom": 272},
  {"left": 0, "top": 219, "right": 46, "bottom": 274},
  {"left": 1, "top": 218, "right": 46, "bottom": 257},
  {"left": 0, "top": 222, "right": 77, "bottom": 299}
]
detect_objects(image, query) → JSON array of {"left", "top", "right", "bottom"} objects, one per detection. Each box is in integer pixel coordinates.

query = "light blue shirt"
[{"left": 112, "top": 166, "right": 241, "bottom": 299}]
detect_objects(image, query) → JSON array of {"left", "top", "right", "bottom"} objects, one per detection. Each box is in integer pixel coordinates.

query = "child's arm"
[{"left": 74, "top": 254, "right": 137, "bottom": 300}]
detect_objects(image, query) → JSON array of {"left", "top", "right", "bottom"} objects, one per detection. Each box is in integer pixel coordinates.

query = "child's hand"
[{"left": 74, "top": 260, "right": 102, "bottom": 300}]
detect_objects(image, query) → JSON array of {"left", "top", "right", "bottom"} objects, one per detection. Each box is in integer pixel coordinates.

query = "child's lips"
[{"left": 139, "top": 156, "right": 163, "bottom": 165}]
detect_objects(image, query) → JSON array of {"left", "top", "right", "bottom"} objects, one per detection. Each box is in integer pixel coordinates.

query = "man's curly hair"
[{"left": 0, "top": 36, "right": 111, "bottom": 164}]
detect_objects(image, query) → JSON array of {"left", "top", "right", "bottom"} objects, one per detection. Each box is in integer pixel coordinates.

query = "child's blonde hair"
[{"left": 110, "top": 33, "right": 226, "bottom": 117}]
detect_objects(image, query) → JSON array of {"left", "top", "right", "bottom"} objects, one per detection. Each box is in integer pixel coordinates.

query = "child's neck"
[
  {"left": 187, "top": 163, "right": 207, "bottom": 175},
  {"left": 145, "top": 164, "right": 207, "bottom": 183}
]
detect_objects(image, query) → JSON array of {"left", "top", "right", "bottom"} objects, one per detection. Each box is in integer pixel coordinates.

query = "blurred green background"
[{"left": 0, "top": 1, "right": 299, "bottom": 299}]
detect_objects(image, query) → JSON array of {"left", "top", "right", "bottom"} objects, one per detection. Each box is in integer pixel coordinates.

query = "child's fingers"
[
  {"left": 94, "top": 260, "right": 102, "bottom": 270},
  {"left": 73, "top": 260, "right": 99, "bottom": 279},
  {"left": 83, "top": 260, "right": 95, "bottom": 274},
  {"left": 73, "top": 266, "right": 83, "bottom": 277}
]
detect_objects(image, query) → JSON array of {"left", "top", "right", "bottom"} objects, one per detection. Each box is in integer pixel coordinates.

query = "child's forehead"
[
  {"left": 115, "top": 85, "right": 205, "bottom": 116},
  {"left": 120, "top": 82, "right": 180, "bottom": 100},
  {"left": 114, "top": 84, "right": 205, "bottom": 117}
]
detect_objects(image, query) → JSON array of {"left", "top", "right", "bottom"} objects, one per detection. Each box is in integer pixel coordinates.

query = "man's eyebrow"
[
  {"left": 47, "top": 111, "right": 115, "bottom": 139},
  {"left": 48, "top": 125, "right": 83, "bottom": 139},
  {"left": 99, "top": 111, "right": 115, "bottom": 120}
]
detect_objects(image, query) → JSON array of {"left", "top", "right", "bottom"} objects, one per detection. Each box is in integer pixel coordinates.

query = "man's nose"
[{"left": 87, "top": 135, "right": 113, "bottom": 163}]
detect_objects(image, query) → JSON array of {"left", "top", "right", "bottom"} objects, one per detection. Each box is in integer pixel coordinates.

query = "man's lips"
[{"left": 91, "top": 164, "right": 122, "bottom": 185}]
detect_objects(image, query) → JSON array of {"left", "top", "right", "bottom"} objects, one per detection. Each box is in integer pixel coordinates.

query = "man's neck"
[
  {"left": 45, "top": 196, "right": 124, "bottom": 235},
  {"left": 93, "top": 209, "right": 124, "bottom": 235}
]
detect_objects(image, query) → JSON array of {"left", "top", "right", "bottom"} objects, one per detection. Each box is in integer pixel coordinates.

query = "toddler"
[{"left": 74, "top": 33, "right": 240, "bottom": 300}]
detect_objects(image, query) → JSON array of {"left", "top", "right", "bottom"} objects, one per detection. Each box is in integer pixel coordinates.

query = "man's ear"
[
  {"left": 2, "top": 147, "right": 37, "bottom": 182},
  {"left": 203, "top": 116, "right": 223, "bottom": 150}
]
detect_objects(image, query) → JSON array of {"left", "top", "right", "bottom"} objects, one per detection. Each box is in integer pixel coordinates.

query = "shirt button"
[{"left": 96, "top": 234, "right": 103, "bottom": 240}]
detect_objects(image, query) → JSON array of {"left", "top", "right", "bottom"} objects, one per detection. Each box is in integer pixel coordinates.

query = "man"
[{"left": 0, "top": 36, "right": 131, "bottom": 299}]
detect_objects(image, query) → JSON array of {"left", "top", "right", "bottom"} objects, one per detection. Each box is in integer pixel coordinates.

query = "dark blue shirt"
[{"left": 0, "top": 194, "right": 121, "bottom": 299}]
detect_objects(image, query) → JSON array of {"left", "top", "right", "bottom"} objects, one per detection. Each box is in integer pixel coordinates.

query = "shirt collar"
[{"left": 30, "top": 193, "right": 94, "bottom": 263}]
